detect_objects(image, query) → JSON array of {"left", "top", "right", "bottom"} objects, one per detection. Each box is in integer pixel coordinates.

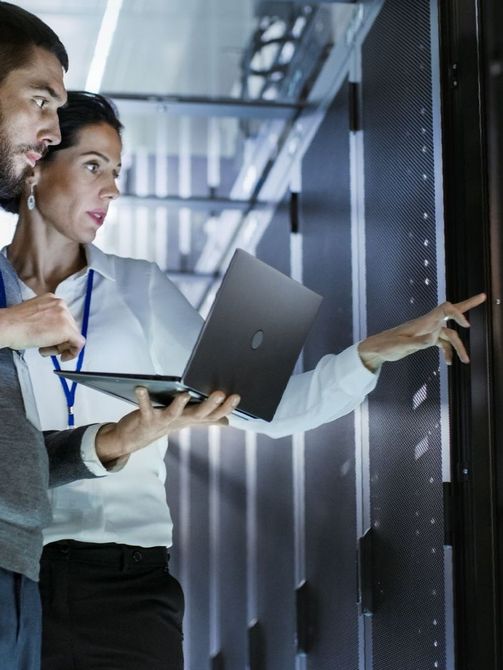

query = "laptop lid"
[{"left": 181, "top": 249, "right": 322, "bottom": 421}]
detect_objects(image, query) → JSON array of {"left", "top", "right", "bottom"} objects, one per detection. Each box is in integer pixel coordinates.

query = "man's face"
[{"left": 0, "top": 46, "right": 67, "bottom": 199}]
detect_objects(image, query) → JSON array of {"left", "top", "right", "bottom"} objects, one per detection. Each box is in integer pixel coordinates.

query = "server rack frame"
[{"left": 438, "top": 0, "right": 502, "bottom": 668}]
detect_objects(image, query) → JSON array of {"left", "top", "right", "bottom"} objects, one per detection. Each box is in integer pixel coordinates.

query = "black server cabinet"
[{"left": 439, "top": 0, "right": 502, "bottom": 666}]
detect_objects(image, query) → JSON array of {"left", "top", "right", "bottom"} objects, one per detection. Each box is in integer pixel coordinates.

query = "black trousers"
[{"left": 39, "top": 541, "right": 184, "bottom": 670}]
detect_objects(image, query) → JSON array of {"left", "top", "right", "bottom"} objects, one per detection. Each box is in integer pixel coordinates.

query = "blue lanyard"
[
  {"left": 0, "top": 271, "right": 5, "bottom": 309},
  {"left": 52, "top": 269, "right": 95, "bottom": 427}
]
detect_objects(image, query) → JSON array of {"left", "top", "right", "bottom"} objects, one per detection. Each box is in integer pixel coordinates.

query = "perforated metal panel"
[
  {"left": 362, "top": 1, "right": 449, "bottom": 668},
  {"left": 301, "top": 80, "right": 359, "bottom": 670}
]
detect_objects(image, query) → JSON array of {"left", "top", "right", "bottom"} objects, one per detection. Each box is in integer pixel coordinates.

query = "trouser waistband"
[{"left": 42, "top": 540, "right": 169, "bottom": 569}]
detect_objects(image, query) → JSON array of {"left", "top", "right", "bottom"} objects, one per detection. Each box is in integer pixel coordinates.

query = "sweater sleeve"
[{"left": 44, "top": 425, "right": 102, "bottom": 488}]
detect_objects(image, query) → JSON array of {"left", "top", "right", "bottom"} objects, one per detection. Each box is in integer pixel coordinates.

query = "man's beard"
[
  {"left": 0, "top": 105, "right": 44, "bottom": 200},
  {"left": 0, "top": 130, "right": 30, "bottom": 200}
]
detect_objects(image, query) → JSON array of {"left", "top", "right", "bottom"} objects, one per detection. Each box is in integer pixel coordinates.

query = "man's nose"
[{"left": 39, "top": 113, "right": 61, "bottom": 147}]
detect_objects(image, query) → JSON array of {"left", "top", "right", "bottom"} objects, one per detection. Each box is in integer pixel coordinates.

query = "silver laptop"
[{"left": 55, "top": 249, "right": 322, "bottom": 422}]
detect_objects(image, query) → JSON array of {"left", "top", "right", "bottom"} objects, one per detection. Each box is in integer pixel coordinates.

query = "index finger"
[
  {"left": 453, "top": 292, "right": 487, "bottom": 314},
  {"left": 442, "top": 293, "right": 486, "bottom": 328}
]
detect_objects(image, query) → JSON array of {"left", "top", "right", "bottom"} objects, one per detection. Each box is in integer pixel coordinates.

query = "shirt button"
[{"left": 132, "top": 550, "right": 143, "bottom": 563}]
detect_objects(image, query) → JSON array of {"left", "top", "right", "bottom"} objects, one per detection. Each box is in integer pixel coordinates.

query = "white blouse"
[{"left": 17, "top": 244, "right": 378, "bottom": 548}]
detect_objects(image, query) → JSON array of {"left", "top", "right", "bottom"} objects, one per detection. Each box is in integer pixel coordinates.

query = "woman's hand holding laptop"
[{"left": 94, "top": 388, "right": 240, "bottom": 467}]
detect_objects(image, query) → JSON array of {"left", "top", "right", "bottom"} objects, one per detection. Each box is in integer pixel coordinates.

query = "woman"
[{"left": 1, "top": 92, "right": 482, "bottom": 669}]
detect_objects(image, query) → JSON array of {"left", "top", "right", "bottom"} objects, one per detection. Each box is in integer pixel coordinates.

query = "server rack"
[{"left": 165, "top": 0, "right": 501, "bottom": 668}]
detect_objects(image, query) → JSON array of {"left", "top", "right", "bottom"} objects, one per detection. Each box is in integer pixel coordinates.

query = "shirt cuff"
[
  {"left": 80, "top": 424, "right": 128, "bottom": 475},
  {"left": 334, "top": 342, "right": 380, "bottom": 396}
]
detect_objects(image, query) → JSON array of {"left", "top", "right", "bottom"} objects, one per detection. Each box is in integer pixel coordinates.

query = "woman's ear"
[
  {"left": 26, "top": 165, "right": 41, "bottom": 190},
  {"left": 24, "top": 167, "right": 41, "bottom": 212}
]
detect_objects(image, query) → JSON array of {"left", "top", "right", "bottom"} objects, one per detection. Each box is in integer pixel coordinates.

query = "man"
[{"left": 0, "top": 4, "right": 239, "bottom": 668}]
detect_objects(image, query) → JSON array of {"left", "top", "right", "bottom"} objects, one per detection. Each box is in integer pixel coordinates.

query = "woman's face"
[{"left": 33, "top": 121, "right": 121, "bottom": 243}]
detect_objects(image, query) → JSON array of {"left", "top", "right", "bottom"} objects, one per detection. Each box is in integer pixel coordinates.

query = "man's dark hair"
[
  {"left": 0, "top": 1, "right": 69, "bottom": 85},
  {"left": 0, "top": 91, "right": 123, "bottom": 213}
]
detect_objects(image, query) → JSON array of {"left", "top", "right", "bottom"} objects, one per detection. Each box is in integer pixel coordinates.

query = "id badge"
[{"left": 12, "top": 350, "right": 42, "bottom": 430}]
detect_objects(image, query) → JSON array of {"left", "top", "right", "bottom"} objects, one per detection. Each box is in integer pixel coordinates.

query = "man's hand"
[
  {"left": 95, "top": 388, "right": 240, "bottom": 465},
  {"left": 358, "top": 293, "right": 487, "bottom": 372},
  {"left": 0, "top": 294, "right": 85, "bottom": 361}
]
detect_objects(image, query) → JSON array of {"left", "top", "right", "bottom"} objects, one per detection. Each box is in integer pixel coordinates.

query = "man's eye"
[
  {"left": 85, "top": 162, "right": 100, "bottom": 173},
  {"left": 34, "top": 97, "right": 47, "bottom": 109}
]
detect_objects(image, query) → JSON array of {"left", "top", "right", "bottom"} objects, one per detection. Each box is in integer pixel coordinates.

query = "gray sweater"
[{"left": 0, "top": 254, "right": 96, "bottom": 581}]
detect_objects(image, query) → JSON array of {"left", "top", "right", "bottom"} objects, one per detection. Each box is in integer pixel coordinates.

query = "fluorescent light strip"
[
  {"left": 178, "top": 118, "right": 192, "bottom": 256},
  {"left": 85, "top": 0, "right": 123, "bottom": 93},
  {"left": 155, "top": 117, "right": 169, "bottom": 198},
  {"left": 207, "top": 118, "right": 221, "bottom": 189}
]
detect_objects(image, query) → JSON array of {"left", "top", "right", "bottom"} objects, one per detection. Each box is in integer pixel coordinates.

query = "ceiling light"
[
  {"left": 279, "top": 42, "right": 295, "bottom": 65},
  {"left": 85, "top": 0, "right": 123, "bottom": 92},
  {"left": 262, "top": 19, "right": 287, "bottom": 42}
]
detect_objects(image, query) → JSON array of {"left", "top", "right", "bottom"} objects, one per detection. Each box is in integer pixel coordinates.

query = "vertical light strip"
[
  {"left": 135, "top": 147, "right": 149, "bottom": 197},
  {"left": 245, "top": 430, "right": 258, "bottom": 625},
  {"left": 156, "top": 117, "right": 169, "bottom": 197},
  {"left": 117, "top": 205, "right": 133, "bottom": 258},
  {"left": 208, "top": 426, "right": 221, "bottom": 656},
  {"left": 207, "top": 118, "right": 221, "bottom": 190},
  {"left": 349, "top": 48, "right": 374, "bottom": 670},
  {"left": 178, "top": 118, "right": 192, "bottom": 258},
  {"left": 429, "top": 0, "right": 449, "bottom": 479},
  {"left": 134, "top": 208, "right": 149, "bottom": 260},
  {"left": 85, "top": 0, "right": 123, "bottom": 93},
  {"left": 429, "top": 0, "right": 454, "bottom": 666},
  {"left": 290, "top": 232, "right": 306, "bottom": 587},
  {"left": 155, "top": 208, "right": 168, "bottom": 270},
  {"left": 290, "top": 159, "right": 307, "bottom": 670},
  {"left": 178, "top": 428, "right": 192, "bottom": 670},
  {"left": 133, "top": 148, "right": 150, "bottom": 259},
  {"left": 155, "top": 116, "right": 169, "bottom": 270}
]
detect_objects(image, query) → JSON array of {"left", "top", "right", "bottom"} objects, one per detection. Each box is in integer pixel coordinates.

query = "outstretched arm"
[{"left": 230, "top": 292, "right": 487, "bottom": 439}]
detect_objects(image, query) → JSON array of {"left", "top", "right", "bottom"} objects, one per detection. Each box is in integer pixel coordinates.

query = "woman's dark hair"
[
  {"left": 0, "top": 91, "right": 123, "bottom": 213},
  {"left": 44, "top": 90, "right": 123, "bottom": 160},
  {"left": 0, "top": 2, "right": 69, "bottom": 84}
]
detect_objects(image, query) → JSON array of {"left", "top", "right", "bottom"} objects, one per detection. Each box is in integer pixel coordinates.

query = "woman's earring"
[{"left": 27, "top": 184, "right": 36, "bottom": 211}]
